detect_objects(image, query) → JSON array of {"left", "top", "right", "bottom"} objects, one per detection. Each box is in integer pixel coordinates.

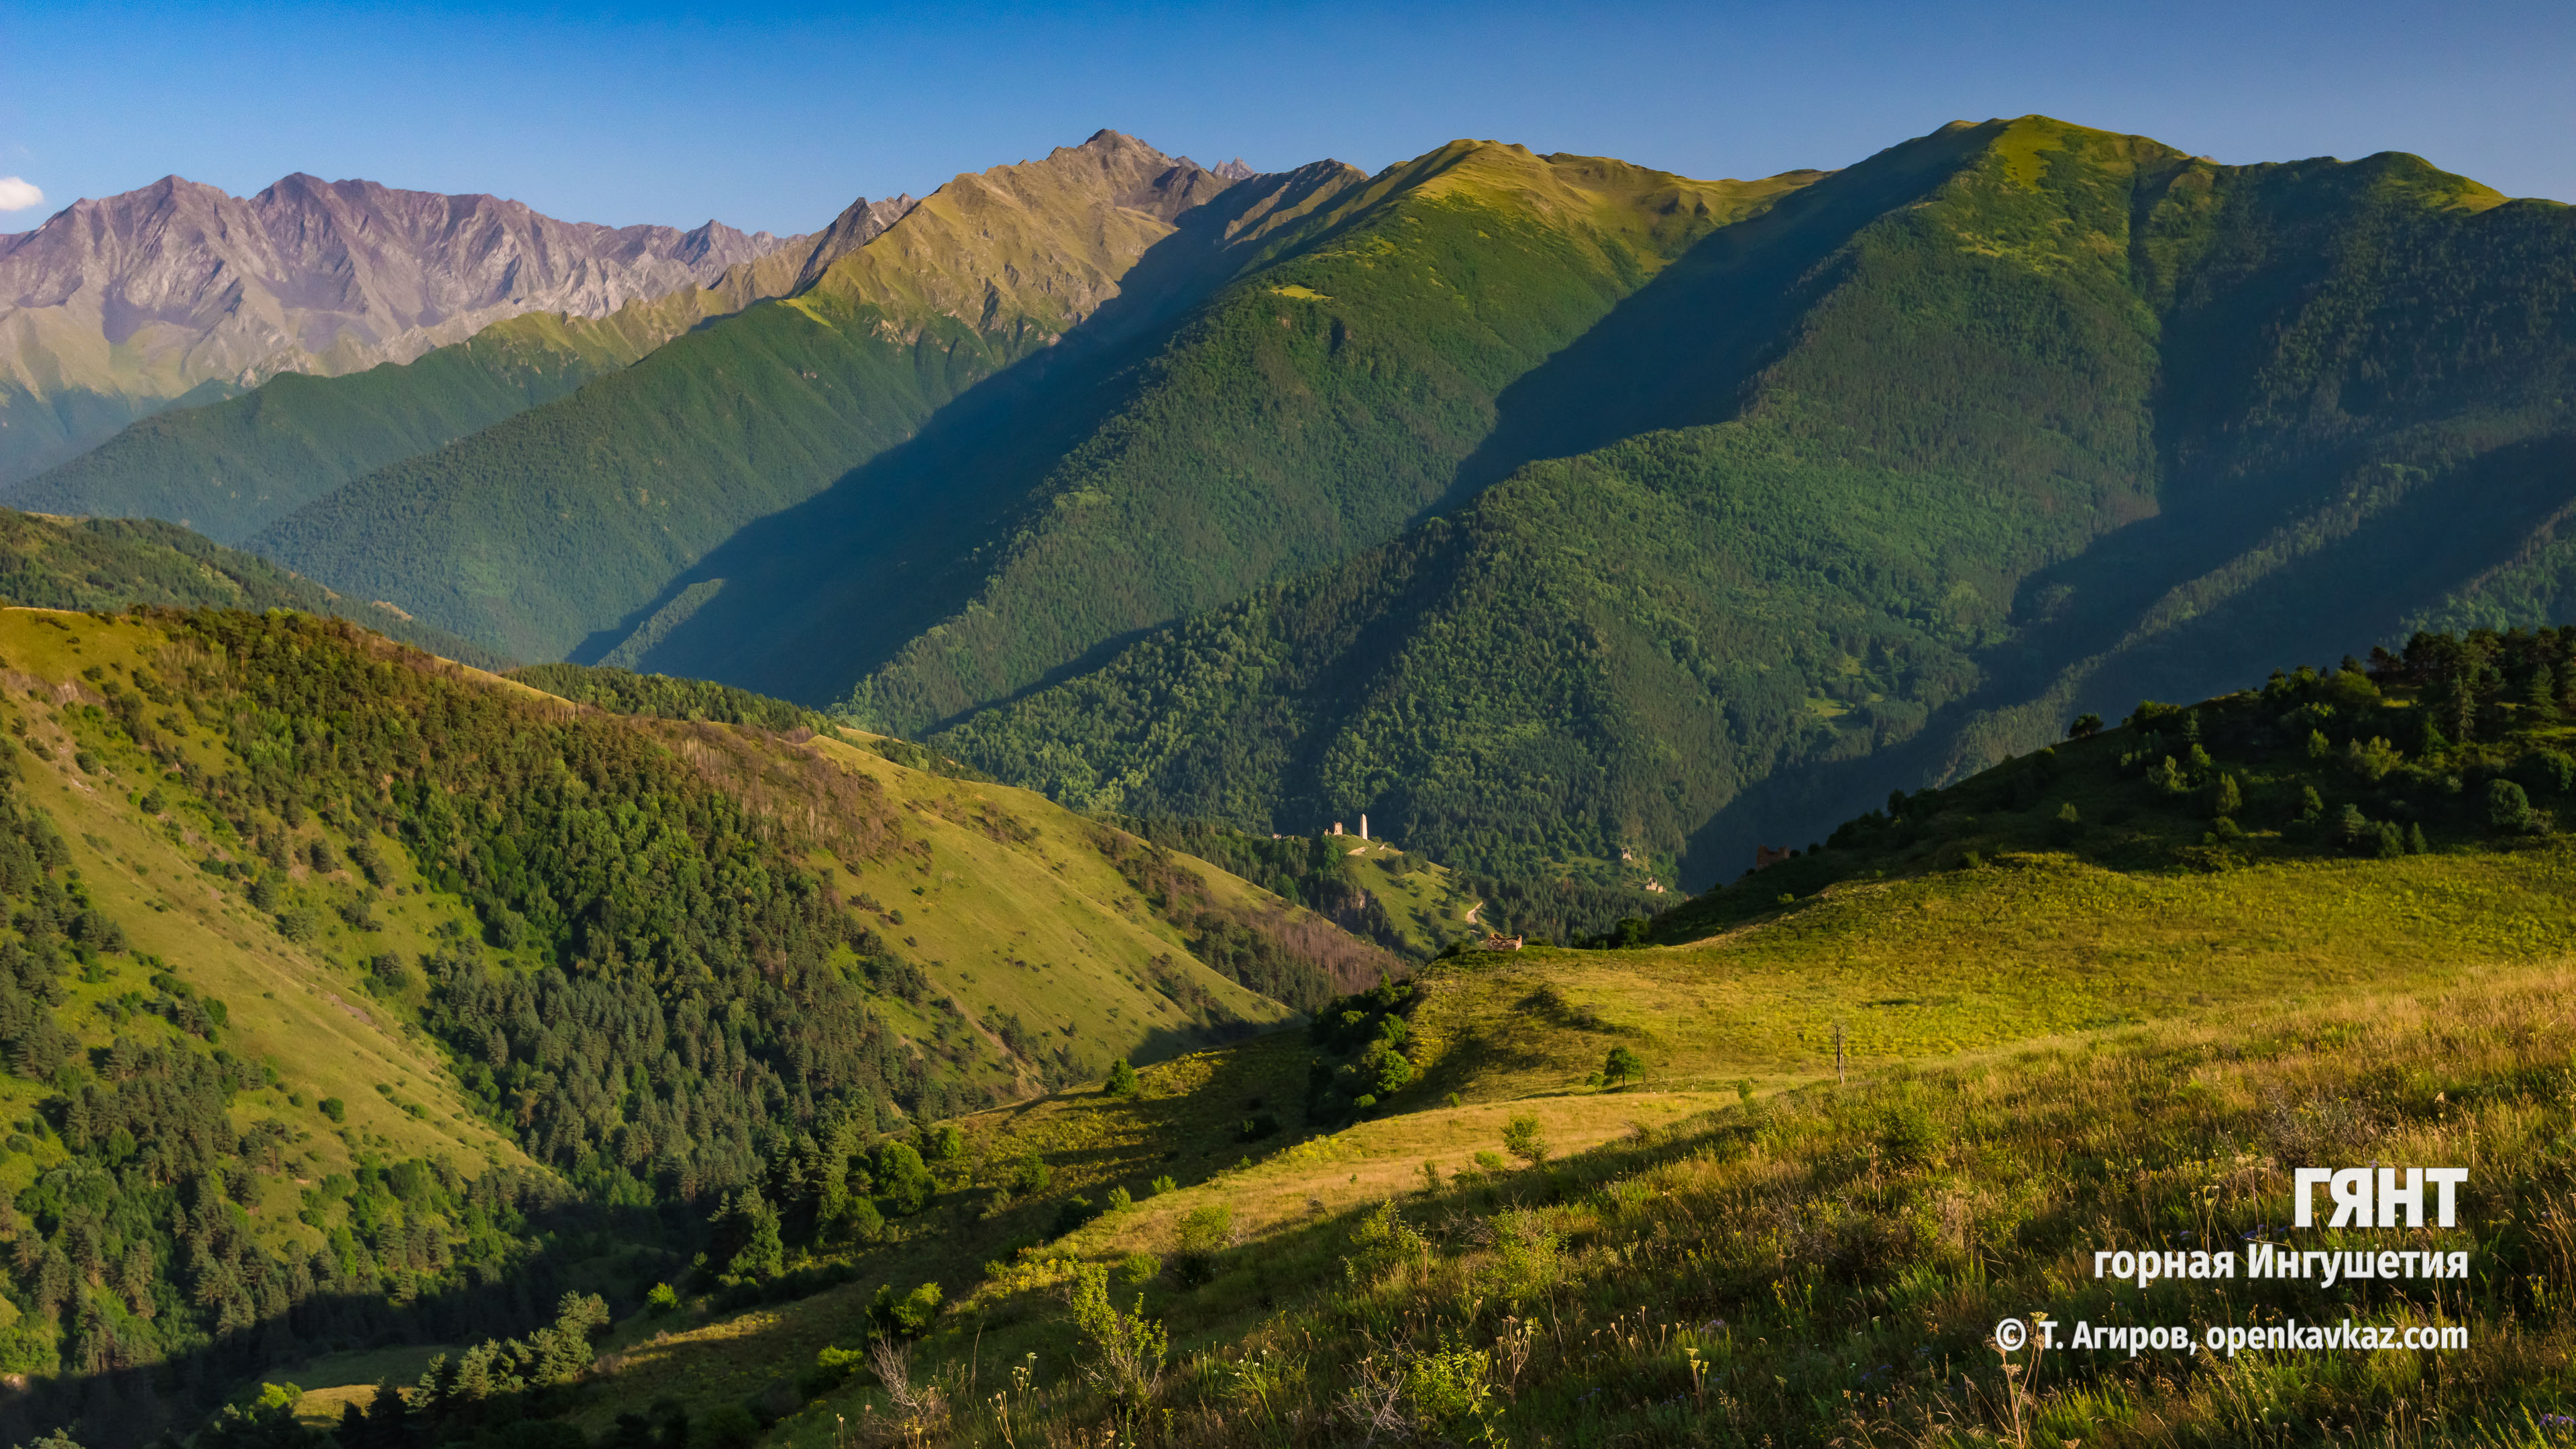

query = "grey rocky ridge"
[{"left": 0, "top": 172, "right": 808, "bottom": 482}]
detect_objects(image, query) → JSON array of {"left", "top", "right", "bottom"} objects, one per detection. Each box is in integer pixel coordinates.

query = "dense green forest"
[
  {"left": 504, "top": 663, "right": 825, "bottom": 731},
  {"left": 682, "top": 146, "right": 1808, "bottom": 724},
  {"left": 931, "top": 118, "right": 2576, "bottom": 885},
  {"left": 0, "top": 509, "right": 505, "bottom": 667},
  {"left": 1654, "top": 625, "right": 2576, "bottom": 939}
]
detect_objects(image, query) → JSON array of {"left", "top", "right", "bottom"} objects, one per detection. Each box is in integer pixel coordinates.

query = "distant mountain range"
[
  {"left": 9, "top": 117, "right": 2575, "bottom": 892},
  {"left": 0, "top": 171, "right": 888, "bottom": 483}
]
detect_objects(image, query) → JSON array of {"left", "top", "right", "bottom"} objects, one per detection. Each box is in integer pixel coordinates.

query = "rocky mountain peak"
[{"left": 0, "top": 172, "right": 806, "bottom": 480}]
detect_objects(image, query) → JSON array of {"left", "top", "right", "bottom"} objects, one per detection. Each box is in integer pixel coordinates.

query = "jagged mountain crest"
[
  {"left": 0, "top": 171, "right": 804, "bottom": 482},
  {"left": 0, "top": 171, "right": 795, "bottom": 382},
  {"left": 799, "top": 129, "right": 1252, "bottom": 341}
]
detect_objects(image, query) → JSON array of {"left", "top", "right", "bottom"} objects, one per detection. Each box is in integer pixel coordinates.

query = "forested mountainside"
[
  {"left": 166, "top": 631, "right": 2576, "bottom": 1449},
  {"left": 29, "top": 115, "right": 2576, "bottom": 894},
  {"left": 0, "top": 174, "right": 798, "bottom": 485},
  {"left": 930, "top": 116, "right": 2576, "bottom": 885},
  {"left": 631, "top": 144, "right": 1815, "bottom": 718},
  {"left": 231, "top": 133, "right": 1266, "bottom": 663},
  {"left": 3, "top": 197, "right": 916, "bottom": 543},
  {"left": 0, "top": 508, "right": 503, "bottom": 666},
  {"left": 0, "top": 607, "right": 1380, "bottom": 1447}
]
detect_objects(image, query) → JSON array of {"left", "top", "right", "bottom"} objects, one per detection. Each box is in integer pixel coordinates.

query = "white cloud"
[{"left": 0, "top": 178, "right": 45, "bottom": 212}]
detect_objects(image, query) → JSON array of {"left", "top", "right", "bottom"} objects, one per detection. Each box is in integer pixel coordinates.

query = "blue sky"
[{"left": 3, "top": 0, "right": 2571, "bottom": 235}]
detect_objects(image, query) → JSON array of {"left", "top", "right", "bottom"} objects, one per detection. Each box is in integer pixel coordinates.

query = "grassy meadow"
[
  {"left": 209, "top": 637, "right": 2576, "bottom": 1449},
  {"left": 317, "top": 813, "right": 2576, "bottom": 1448},
  {"left": 733, "top": 961, "right": 2576, "bottom": 1448}
]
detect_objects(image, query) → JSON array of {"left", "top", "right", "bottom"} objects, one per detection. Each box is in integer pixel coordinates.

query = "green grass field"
[{"left": 290, "top": 804, "right": 2564, "bottom": 1448}]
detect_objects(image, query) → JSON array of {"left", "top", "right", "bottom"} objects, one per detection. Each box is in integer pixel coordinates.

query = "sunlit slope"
[
  {"left": 11, "top": 302, "right": 722, "bottom": 544},
  {"left": 525, "top": 828, "right": 2576, "bottom": 1446},
  {"left": 0, "top": 609, "right": 531, "bottom": 1242},
  {"left": 244, "top": 135, "right": 1252, "bottom": 663},
  {"left": 0, "top": 507, "right": 507, "bottom": 663},
  {"left": 767, "top": 731, "right": 1308, "bottom": 1070},
  {"left": 933, "top": 116, "right": 2576, "bottom": 887},
  {"left": 642, "top": 142, "right": 1815, "bottom": 718}
]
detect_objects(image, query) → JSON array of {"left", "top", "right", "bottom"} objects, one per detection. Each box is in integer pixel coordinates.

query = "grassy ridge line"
[
  {"left": 244, "top": 136, "right": 1241, "bottom": 665},
  {"left": 1656, "top": 635, "right": 2576, "bottom": 949},
  {"left": 930, "top": 117, "right": 2576, "bottom": 888},
  {"left": 0, "top": 508, "right": 510, "bottom": 667},
  {"left": 815, "top": 146, "right": 1815, "bottom": 733},
  {"left": 795, "top": 731, "right": 1303, "bottom": 1073}
]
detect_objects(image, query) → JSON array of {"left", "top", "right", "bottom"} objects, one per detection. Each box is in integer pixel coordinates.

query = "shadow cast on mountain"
[
  {"left": 0, "top": 1193, "right": 674, "bottom": 1449},
  {"left": 1676, "top": 429, "right": 2576, "bottom": 889},
  {"left": 570, "top": 167, "right": 1367, "bottom": 707}
]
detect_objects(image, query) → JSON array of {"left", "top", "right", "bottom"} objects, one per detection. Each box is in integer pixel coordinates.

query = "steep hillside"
[
  {"left": 0, "top": 609, "right": 1387, "bottom": 1447},
  {"left": 0, "top": 507, "right": 505, "bottom": 666},
  {"left": 632, "top": 144, "right": 1815, "bottom": 718},
  {"left": 0, "top": 173, "right": 795, "bottom": 484},
  {"left": 242, "top": 134, "right": 1255, "bottom": 662},
  {"left": 257, "top": 637, "right": 2576, "bottom": 1449},
  {"left": 931, "top": 117, "right": 2576, "bottom": 886},
  {"left": 3, "top": 197, "right": 914, "bottom": 543}
]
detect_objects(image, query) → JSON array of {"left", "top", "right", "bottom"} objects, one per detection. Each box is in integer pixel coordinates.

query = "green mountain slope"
[
  {"left": 0, "top": 506, "right": 506, "bottom": 665},
  {"left": 254, "top": 637, "right": 2576, "bottom": 1449},
  {"left": 2, "top": 198, "right": 916, "bottom": 543},
  {"left": 7, "top": 311, "right": 659, "bottom": 543},
  {"left": 0, "top": 607, "right": 1389, "bottom": 1446},
  {"left": 239, "top": 135, "right": 1261, "bottom": 663},
  {"left": 930, "top": 117, "right": 2576, "bottom": 886},
  {"left": 627, "top": 144, "right": 1816, "bottom": 720}
]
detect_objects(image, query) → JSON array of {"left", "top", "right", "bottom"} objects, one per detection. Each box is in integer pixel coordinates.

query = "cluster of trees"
[
  {"left": 0, "top": 511, "right": 500, "bottom": 667},
  {"left": 1664, "top": 627, "right": 2576, "bottom": 941},
  {"left": 1089, "top": 828, "right": 1390, "bottom": 1014},
  {"left": 1305, "top": 979, "right": 1426, "bottom": 1119},
  {"left": 504, "top": 665, "right": 822, "bottom": 732},
  {"left": 147, "top": 612, "right": 961, "bottom": 1156}
]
